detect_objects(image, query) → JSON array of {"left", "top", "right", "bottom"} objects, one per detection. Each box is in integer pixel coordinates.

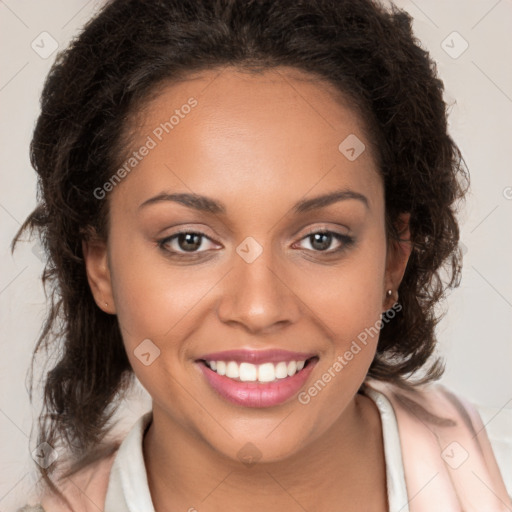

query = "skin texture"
[{"left": 83, "top": 66, "right": 411, "bottom": 511}]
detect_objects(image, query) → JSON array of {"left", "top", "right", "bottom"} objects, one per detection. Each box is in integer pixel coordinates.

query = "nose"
[{"left": 216, "top": 243, "right": 301, "bottom": 335}]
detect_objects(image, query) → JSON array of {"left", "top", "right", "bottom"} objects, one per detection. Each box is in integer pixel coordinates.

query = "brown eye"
[
  {"left": 309, "top": 232, "right": 334, "bottom": 251},
  {"left": 176, "top": 232, "right": 203, "bottom": 252},
  {"left": 295, "top": 231, "right": 354, "bottom": 254},
  {"left": 158, "top": 231, "right": 219, "bottom": 256}
]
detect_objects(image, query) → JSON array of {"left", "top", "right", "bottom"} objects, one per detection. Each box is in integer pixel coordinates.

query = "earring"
[{"left": 386, "top": 289, "right": 393, "bottom": 297}]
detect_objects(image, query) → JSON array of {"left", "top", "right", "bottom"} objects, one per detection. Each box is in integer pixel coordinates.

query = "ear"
[
  {"left": 82, "top": 232, "right": 116, "bottom": 314},
  {"left": 383, "top": 213, "right": 412, "bottom": 310}
]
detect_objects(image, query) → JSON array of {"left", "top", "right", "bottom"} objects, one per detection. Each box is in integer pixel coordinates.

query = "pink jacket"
[
  {"left": 366, "top": 379, "right": 511, "bottom": 511},
  {"left": 34, "top": 380, "right": 511, "bottom": 511}
]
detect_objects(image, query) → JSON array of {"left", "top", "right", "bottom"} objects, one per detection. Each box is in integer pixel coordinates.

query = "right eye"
[{"left": 158, "top": 230, "right": 220, "bottom": 257}]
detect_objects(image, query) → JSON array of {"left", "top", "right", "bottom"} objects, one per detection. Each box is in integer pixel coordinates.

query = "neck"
[{"left": 143, "top": 393, "right": 387, "bottom": 512}]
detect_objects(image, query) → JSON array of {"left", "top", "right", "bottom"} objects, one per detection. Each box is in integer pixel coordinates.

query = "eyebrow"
[{"left": 138, "top": 189, "right": 369, "bottom": 214}]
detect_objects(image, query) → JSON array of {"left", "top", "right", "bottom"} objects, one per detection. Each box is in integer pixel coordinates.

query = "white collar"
[
  {"left": 104, "top": 411, "right": 154, "bottom": 512},
  {"left": 104, "top": 389, "right": 409, "bottom": 511},
  {"left": 364, "top": 387, "right": 410, "bottom": 512}
]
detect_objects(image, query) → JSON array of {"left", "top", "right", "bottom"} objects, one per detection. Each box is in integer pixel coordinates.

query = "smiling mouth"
[{"left": 199, "top": 357, "right": 318, "bottom": 383}]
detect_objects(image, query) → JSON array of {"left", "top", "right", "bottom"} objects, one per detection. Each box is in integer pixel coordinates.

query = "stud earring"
[{"left": 386, "top": 289, "right": 393, "bottom": 297}]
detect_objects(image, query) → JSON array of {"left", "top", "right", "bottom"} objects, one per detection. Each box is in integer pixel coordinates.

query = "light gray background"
[{"left": 1, "top": 0, "right": 511, "bottom": 509}]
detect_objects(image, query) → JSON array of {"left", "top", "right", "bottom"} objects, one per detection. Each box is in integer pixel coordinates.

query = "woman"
[{"left": 13, "top": 0, "right": 511, "bottom": 510}]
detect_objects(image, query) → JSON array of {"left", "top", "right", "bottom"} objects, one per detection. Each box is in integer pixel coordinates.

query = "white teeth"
[
  {"left": 216, "top": 361, "right": 226, "bottom": 376},
  {"left": 206, "top": 359, "right": 308, "bottom": 382},
  {"left": 257, "top": 362, "right": 276, "bottom": 382},
  {"left": 239, "top": 362, "right": 257, "bottom": 382},
  {"left": 226, "top": 361, "right": 239, "bottom": 379},
  {"left": 275, "top": 362, "right": 288, "bottom": 379}
]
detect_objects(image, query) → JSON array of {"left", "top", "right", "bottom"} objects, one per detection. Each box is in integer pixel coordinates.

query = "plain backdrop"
[{"left": 1, "top": 0, "right": 511, "bottom": 509}]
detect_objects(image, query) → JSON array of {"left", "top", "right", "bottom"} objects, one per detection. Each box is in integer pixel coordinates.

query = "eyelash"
[
  {"left": 157, "top": 228, "right": 354, "bottom": 259},
  {"left": 296, "top": 229, "right": 355, "bottom": 254}
]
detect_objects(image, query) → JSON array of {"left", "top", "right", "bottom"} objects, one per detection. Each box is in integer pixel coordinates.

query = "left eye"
[{"left": 295, "top": 231, "right": 352, "bottom": 253}]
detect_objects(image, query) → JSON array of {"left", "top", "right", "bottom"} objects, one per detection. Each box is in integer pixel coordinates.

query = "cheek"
[
  {"left": 107, "top": 241, "right": 210, "bottom": 405},
  {"left": 295, "top": 230, "right": 387, "bottom": 396},
  {"left": 107, "top": 232, "right": 204, "bottom": 351},
  {"left": 302, "top": 235, "right": 387, "bottom": 346},
  {"left": 291, "top": 243, "right": 387, "bottom": 429}
]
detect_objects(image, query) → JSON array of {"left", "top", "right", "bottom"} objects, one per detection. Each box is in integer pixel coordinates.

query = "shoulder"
[
  {"left": 366, "top": 377, "right": 493, "bottom": 431},
  {"left": 37, "top": 449, "right": 118, "bottom": 512},
  {"left": 472, "top": 399, "right": 512, "bottom": 498},
  {"left": 365, "top": 378, "right": 512, "bottom": 506},
  {"left": 365, "top": 377, "right": 508, "bottom": 457},
  {"left": 366, "top": 378, "right": 511, "bottom": 450},
  {"left": 29, "top": 412, "right": 153, "bottom": 512}
]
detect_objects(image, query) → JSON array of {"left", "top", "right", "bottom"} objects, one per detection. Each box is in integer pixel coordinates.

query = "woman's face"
[{"left": 85, "top": 66, "right": 409, "bottom": 462}]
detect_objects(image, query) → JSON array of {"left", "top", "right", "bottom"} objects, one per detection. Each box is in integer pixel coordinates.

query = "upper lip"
[{"left": 198, "top": 349, "right": 316, "bottom": 364}]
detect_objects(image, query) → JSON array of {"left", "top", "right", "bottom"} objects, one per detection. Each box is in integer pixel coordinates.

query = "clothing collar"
[
  {"left": 104, "top": 390, "right": 408, "bottom": 511},
  {"left": 104, "top": 411, "right": 155, "bottom": 512}
]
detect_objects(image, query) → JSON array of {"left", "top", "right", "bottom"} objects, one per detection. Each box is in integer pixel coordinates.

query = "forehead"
[{"left": 114, "top": 66, "right": 382, "bottom": 212}]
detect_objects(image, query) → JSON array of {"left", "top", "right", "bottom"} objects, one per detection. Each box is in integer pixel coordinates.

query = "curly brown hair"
[{"left": 13, "top": 0, "right": 468, "bottom": 491}]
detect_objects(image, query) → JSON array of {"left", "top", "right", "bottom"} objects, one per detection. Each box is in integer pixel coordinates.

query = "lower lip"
[{"left": 198, "top": 359, "right": 317, "bottom": 408}]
